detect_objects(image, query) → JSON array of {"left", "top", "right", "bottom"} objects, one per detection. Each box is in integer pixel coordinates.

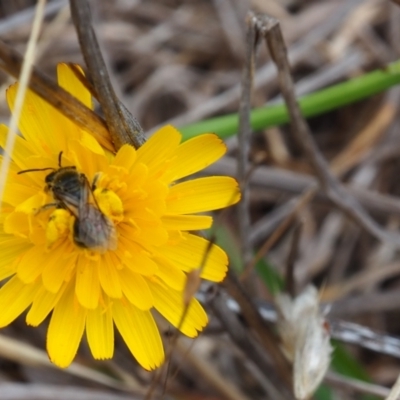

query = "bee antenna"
[
  {"left": 17, "top": 167, "right": 54, "bottom": 175},
  {"left": 58, "top": 151, "right": 63, "bottom": 167}
]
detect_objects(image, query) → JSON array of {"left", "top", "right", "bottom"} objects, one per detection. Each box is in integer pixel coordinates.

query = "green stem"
[{"left": 180, "top": 60, "right": 400, "bottom": 141}]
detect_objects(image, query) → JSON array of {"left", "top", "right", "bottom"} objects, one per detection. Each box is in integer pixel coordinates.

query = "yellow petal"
[
  {"left": 67, "top": 139, "right": 108, "bottom": 179},
  {"left": 153, "top": 256, "right": 186, "bottom": 291},
  {"left": 0, "top": 125, "right": 36, "bottom": 169},
  {"left": 4, "top": 211, "right": 30, "bottom": 238},
  {"left": 136, "top": 125, "right": 181, "bottom": 177},
  {"left": 79, "top": 132, "right": 106, "bottom": 156},
  {"left": 126, "top": 196, "right": 166, "bottom": 221},
  {"left": 76, "top": 257, "right": 100, "bottom": 309},
  {"left": 112, "top": 300, "right": 164, "bottom": 370},
  {"left": 125, "top": 180, "right": 167, "bottom": 218},
  {"left": 0, "top": 238, "right": 30, "bottom": 281},
  {"left": 159, "top": 233, "right": 228, "bottom": 282},
  {"left": 119, "top": 269, "right": 153, "bottom": 310},
  {"left": 86, "top": 302, "right": 114, "bottom": 359},
  {"left": 166, "top": 176, "right": 240, "bottom": 214},
  {"left": 16, "top": 245, "right": 48, "bottom": 283},
  {"left": 2, "top": 183, "right": 37, "bottom": 207},
  {"left": 7, "top": 84, "right": 67, "bottom": 155},
  {"left": 0, "top": 276, "right": 38, "bottom": 327},
  {"left": 57, "top": 64, "right": 92, "bottom": 109},
  {"left": 98, "top": 252, "right": 122, "bottom": 298},
  {"left": 122, "top": 250, "right": 158, "bottom": 276},
  {"left": 161, "top": 214, "right": 212, "bottom": 230},
  {"left": 149, "top": 278, "right": 207, "bottom": 337},
  {"left": 163, "top": 134, "right": 226, "bottom": 182},
  {"left": 47, "top": 281, "right": 86, "bottom": 368},
  {"left": 9, "top": 154, "right": 56, "bottom": 188},
  {"left": 26, "top": 285, "right": 64, "bottom": 326},
  {"left": 119, "top": 221, "right": 168, "bottom": 248},
  {"left": 42, "top": 248, "right": 76, "bottom": 293},
  {"left": 15, "top": 192, "right": 46, "bottom": 214},
  {"left": 56, "top": 65, "right": 113, "bottom": 152},
  {"left": 113, "top": 144, "right": 137, "bottom": 170}
]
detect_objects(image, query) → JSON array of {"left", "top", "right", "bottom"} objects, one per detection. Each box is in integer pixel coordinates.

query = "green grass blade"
[{"left": 180, "top": 60, "right": 400, "bottom": 141}]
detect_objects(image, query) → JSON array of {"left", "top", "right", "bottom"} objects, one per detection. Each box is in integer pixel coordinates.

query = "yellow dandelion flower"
[{"left": 0, "top": 64, "right": 240, "bottom": 370}]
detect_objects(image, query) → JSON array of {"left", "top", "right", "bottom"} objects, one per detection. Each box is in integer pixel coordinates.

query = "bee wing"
[
  {"left": 55, "top": 189, "right": 80, "bottom": 212},
  {"left": 73, "top": 176, "right": 117, "bottom": 252},
  {"left": 74, "top": 204, "right": 117, "bottom": 251}
]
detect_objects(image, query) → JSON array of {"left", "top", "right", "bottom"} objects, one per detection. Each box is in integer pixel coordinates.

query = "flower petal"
[
  {"left": 122, "top": 250, "right": 158, "bottom": 276},
  {"left": 136, "top": 125, "right": 181, "bottom": 177},
  {"left": 149, "top": 278, "right": 207, "bottom": 337},
  {"left": 16, "top": 245, "right": 48, "bottom": 283},
  {"left": 98, "top": 252, "right": 122, "bottom": 298},
  {"left": 113, "top": 144, "right": 137, "bottom": 171},
  {"left": 3, "top": 183, "right": 38, "bottom": 207},
  {"left": 119, "top": 268, "right": 153, "bottom": 310},
  {"left": 158, "top": 233, "right": 228, "bottom": 282},
  {"left": 113, "top": 300, "right": 164, "bottom": 370},
  {"left": 57, "top": 64, "right": 92, "bottom": 109},
  {"left": 86, "top": 301, "right": 114, "bottom": 360},
  {"left": 0, "top": 125, "right": 36, "bottom": 169},
  {"left": 42, "top": 247, "right": 76, "bottom": 293},
  {"left": 27, "top": 285, "right": 64, "bottom": 326},
  {"left": 0, "top": 237, "right": 30, "bottom": 281},
  {"left": 47, "top": 281, "right": 86, "bottom": 368},
  {"left": 161, "top": 214, "right": 212, "bottom": 230},
  {"left": 166, "top": 176, "right": 240, "bottom": 214},
  {"left": 4, "top": 211, "right": 30, "bottom": 238},
  {"left": 76, "top": 257, "right": 100, "bottom": 309},
  {"left": 7, "top": 84, "right": 68, "bottom": 155},
  {"left": 153, "top": 256, "right": 186, "bottom": 291},
  {"left": 0, "top": 276, "right": 38, "bottom": 327},
  {"left": 163, "top": 134, "right": 226, "bottom": 182},
  {"left": 68, "top": 139, "right": 108, "bottom": 179}
]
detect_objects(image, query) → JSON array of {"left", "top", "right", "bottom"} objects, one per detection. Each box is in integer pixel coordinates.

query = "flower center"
[
  {"left": 44, "top": 186, "right": 124, "bottom": 252},
  {"left": 45, "top": 208, "right": 73, "bottom": 247},
  {"left": 93, "top": 188, "right": 124, "bottom": 222}
]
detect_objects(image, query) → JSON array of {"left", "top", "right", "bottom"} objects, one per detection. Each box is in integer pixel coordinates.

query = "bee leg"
[
  {"left": 82, "top": 174, "right": 102, "bottom": 211},
  {"left": 34, "top": 202, "right": 58, "bottom": 215},
  {"left": 91, "top": 172, "right": 101, "bottom": 191}
]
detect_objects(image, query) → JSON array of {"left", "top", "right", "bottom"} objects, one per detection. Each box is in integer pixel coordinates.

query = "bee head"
[{"left": 44, "top": 166, "right": 78, "bottom": 191}]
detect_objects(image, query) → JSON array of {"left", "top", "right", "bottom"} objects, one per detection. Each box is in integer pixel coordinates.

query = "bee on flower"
[{"left": 0, "top": 64, "right": 240, "bottom": 370}]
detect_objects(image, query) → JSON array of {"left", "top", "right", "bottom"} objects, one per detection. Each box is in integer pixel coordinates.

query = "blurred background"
[{"left": 1, "top": 0, "right": 400, "bottom": 399}]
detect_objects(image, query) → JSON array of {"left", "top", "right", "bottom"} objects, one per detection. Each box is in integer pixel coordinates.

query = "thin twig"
[
  {"left": 237, "top": 12, "right": 258, "bottom": 284},
  {"left": 206, "top": 157, "right": 400, "bottom": 219},
  {"left": 223, "top": 268, "right": 293, "bottom": 391},
  {"left": 0, "top": 384, "right": 137, "bottom": 400},
  {"left": 0, "top": 334, "right": 138, "bottom": 391},
  {"left": 174, "top": 338, "right": 252, "bottom": 400},
  {"left": 249, "top": 198, "right": 304, "bottom": 246},
  {"left": 199, "top": 290, "right": 400, "bottom": 360},
  {"left": 150, "top": 0, "right": 364, "bottom": 132},
  {"left": 259, "top": 15, "right": 400, "bottom": 246},
  {"left": 241, "top": 187, "right": 317, "bottom": 281},
  {"left": 69, "top": 0, "right": 145, "bottom": 150},
  {"left": 285, "top": 222, "right": 303, "bottom": 297},
  {"left": 207, "top": 288, "right": 293, "bottom": 400},
  {"left": 326, "top": 371, "right": 390, "bottom": 398},
  {"left": 385, "top": 372, "right": 400, "bottom": 400}
]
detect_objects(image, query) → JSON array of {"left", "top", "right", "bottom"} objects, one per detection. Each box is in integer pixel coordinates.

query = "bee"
[{"left": 18, "top": 152, "right": 117, "bottom": 251}]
